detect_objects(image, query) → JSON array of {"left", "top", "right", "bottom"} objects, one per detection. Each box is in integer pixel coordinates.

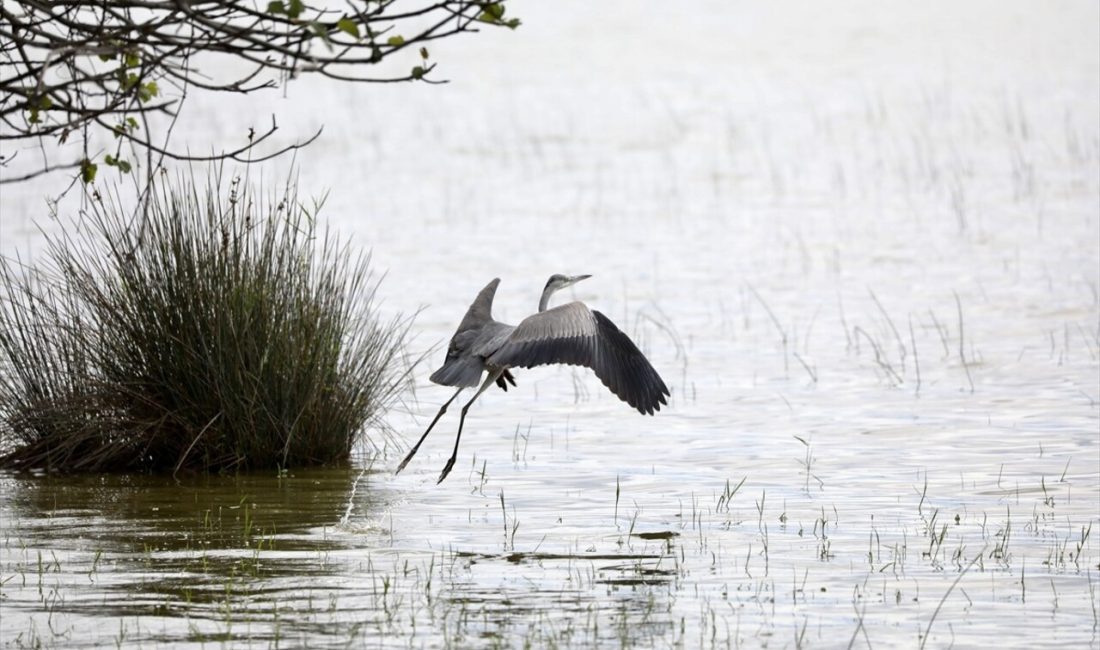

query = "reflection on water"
[
  {"left": 0, "top": 468, "right": 690, "bottom": 648},
  {"left": 1, "top": 469, "right": 372, "bottom": 647},
  {"left": 3, "top": 454, "right": 1097, "bottom": 648},
  {"left": 4, "top": 470, "right": 360, "bottom": 550}
]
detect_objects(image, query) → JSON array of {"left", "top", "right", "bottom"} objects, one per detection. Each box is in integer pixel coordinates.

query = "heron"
[{"left": 396, "top": 274, "right": 670, "bottom": 483}]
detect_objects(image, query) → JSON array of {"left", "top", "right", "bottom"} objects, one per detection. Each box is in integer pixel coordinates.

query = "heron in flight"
[{"left": 397, "top": 274, "right": 670, "bottom": 483}]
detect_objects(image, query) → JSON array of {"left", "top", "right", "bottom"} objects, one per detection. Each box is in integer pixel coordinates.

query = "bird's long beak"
[{"left": 568, "top": 274, "right": 592, "bottom": 286}]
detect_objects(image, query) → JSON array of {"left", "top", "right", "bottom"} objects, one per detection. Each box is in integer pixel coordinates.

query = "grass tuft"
[{"left": 0, "top": 173, "right": 411, "bottom": 473}]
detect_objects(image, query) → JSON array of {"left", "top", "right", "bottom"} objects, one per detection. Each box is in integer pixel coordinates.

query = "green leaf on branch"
[
  {"left": 114, "top": 117, "right": 140, "bottom": 138},
  {"left": 137, "top": 81, "right": 159, "bottom": 103},
  {"left": 27, "top": 95, "right": 52, "bottom": 124},
  {"left": 477, "top": 3, "right": 521, "bottom": 29},
  {"left": 411, "top": 66, "right": 425, "bottom": 80},
  {"left": 337, "top": 18, "right": 359, "bottom": 38},
  {"left": 387, "top": 35, "right": 405, "bottom": 47},
  {"left": 478, "top": 3, "right": 506, "bottom": 21},
  {"left": 308, "top": 21, "right": 332, "bottom": 48},
  {"left": 120, "top": 71, "right": 139, "bottom": 91},
  {"left": 80, "top": 159, "right": 97, "bottom": 184},
  {"left": 123, "top": 51, "right": 140, "bottom": 68},
  {"left": 267, "top": 0, "right": 303, "bottom": 18},
  {"left": 105, "top": 155, "right": 132, "bottom": 174}
]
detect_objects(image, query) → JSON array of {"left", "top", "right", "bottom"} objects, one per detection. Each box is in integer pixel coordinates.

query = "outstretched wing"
[
  {"left": 486, "top": 302, "right": 670, "bottom": 415},
  {"left": 455, "top": 278, "right": 500, "bottom": 332}
]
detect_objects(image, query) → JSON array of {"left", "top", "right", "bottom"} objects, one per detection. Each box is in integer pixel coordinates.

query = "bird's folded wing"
[{"left": 486, "top": 302, "right": 670, "bottom": 415}]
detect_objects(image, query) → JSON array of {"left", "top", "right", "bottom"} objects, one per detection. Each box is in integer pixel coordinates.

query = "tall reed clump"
[{"left": 0, "top": 174, "right": 412, "bottom": 473}]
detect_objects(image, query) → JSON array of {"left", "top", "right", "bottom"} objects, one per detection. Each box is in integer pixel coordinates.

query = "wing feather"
[
  {"left": 428, "top": 278, "right": 502, "bottom": 387},
  {"left": 487, "top": 303, "right": 670, "bottom": 414},
  {"left": 429, "top": 354, "right": 484, "bottom": 387}
]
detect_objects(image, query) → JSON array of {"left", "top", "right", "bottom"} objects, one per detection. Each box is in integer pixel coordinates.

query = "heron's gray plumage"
[
  {"left": 487, "top": 302, "right": 669, "bottom": 415},
  {"left": 428, "top": 279, "right": 503, "bottom": 387},
  {"left": 400, "top": 275, "right": 670, "bottom": 483}
]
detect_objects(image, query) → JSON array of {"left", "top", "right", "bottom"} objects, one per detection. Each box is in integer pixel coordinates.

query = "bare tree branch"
[{"left": 0, "top": 1, "right": 519, "bottom": 184}]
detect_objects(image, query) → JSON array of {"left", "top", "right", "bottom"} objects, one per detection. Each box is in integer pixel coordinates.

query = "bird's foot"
[
  {"left": 436, "top": 456, "right": 457, "bottom": 484},
  {"left": 395, "top": 446, "right": 420, "bottom": 475}
]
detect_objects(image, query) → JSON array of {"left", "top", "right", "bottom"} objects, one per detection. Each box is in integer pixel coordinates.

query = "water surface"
[{"left": 2, "top": 1, "right": 1098, "bottom": 647}]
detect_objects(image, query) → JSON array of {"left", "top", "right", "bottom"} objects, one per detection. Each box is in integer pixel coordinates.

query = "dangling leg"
[
  {"left": 437, "top": 369, "right": 503, "bottom": 483},
  {"left": 395, "top": 386, "right": 464, "bottom": 474}
]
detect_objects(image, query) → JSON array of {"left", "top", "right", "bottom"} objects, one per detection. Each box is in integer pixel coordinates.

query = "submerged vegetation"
[
  {"left": 0, "top": 465, "right": 1096, "bottom": 649},
  {"left": 0, "top": 174, "right": 411, "bottom": 473}
]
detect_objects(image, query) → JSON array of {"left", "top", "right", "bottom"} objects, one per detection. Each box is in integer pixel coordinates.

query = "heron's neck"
[{"left": 538, "top": 287, "right": 558, "bottom": 312}]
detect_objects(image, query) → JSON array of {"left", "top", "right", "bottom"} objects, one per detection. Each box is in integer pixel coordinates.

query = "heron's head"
[{"left": 544, "top": 273, "right": 592, "bottom": 293}]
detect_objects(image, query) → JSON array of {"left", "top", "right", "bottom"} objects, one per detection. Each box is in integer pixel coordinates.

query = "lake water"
[{"left": 2, "top": 1, "right": 1098, "bottom": 647}]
